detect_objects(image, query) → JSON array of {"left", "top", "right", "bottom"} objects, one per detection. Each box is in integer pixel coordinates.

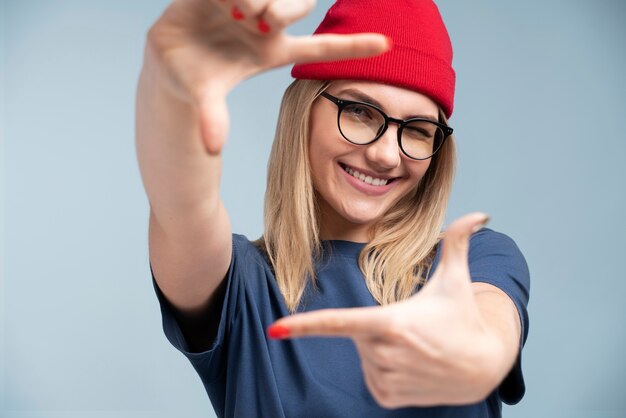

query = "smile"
[{"left": 339, "top": 163, "right": 399, "bottom": 187}]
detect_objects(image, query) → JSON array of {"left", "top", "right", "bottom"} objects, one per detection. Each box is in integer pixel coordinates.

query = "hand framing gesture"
[
  {"left": 144, "top": 0, "right": 389, "bottom": 154},
  {"left": 268, "top": 213, "right": 520, "bottom": 408}
]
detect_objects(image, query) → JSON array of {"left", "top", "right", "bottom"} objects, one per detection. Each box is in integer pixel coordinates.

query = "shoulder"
[
  {"left": 434, "top": 227, "right": 527, "bottom": 266},
  {"left": 232, "top": 233, "right": 268, "bottom": 264},
  {"left": 468, "top": 228, "right": 528, "bottom": 270},
  {"left": 470, "top": 226, "right": 518, "bottom": 246},
  {"left": 465, "top": 227, "right": 531, "bottom": 303},
  {"left": 432, "top": 226, "right": 530, "bottom": 295},
  {"left": 468, "top": 227, "right": 526, "bottom": 260},
  {"left": 232, "top": 233, "right": 253, "bottom": 254},
  {"left": 230, "top": 233, "right": 277, "bottom": 286}
]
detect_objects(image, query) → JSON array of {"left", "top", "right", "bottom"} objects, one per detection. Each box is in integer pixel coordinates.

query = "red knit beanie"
[{"left": 291, "top": 0, "right": 456, "bottom": 118}]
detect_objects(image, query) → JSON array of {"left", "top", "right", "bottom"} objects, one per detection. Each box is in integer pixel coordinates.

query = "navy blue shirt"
[{"left": 151, "top": 227, "right": 530, "bottom": 417}]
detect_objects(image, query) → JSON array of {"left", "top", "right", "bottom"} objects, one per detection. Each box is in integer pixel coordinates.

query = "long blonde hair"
[{"left": 253, "top": 79, "right": 456, "bottom": 313}]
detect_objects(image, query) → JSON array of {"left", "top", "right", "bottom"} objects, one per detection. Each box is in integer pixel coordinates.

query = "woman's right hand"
[{"left": 144, "top": 0, "right": 389, "bottom": 155}]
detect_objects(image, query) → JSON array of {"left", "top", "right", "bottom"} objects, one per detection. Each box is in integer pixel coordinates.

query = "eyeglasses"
[{"left": 320, "top": 92, "right": 453, "bottom": 160}]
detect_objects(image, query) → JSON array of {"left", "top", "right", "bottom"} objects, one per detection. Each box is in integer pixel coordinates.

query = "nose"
[{"left": 363, "top": 124, "right": 402, "bottom": 170}]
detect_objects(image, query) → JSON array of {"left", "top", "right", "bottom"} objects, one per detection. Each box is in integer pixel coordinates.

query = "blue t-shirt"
[{"left": 151, "top": 227, "right": 530, "bottom": 417}]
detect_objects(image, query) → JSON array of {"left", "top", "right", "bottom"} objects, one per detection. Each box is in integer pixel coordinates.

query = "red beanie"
[{"left": 291, "top": 0, "right": 456, "bottom": 118}]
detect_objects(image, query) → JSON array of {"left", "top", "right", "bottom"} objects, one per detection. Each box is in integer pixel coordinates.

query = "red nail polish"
[
  {"left": 268, "top": 324, "right": 290, "bottom": 339},
  {"left": 231, "top": 6, "right": 244, "bottom": 20},
  {"left": 258, "top": 18, "right": 270, "bottom": 33}
]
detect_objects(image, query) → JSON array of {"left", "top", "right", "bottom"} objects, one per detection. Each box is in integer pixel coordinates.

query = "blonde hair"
[{"left": 253, "top": 79, "right": 456, "bottom": 313}]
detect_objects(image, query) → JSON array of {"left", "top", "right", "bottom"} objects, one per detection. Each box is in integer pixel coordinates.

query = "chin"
[{"left": 337, "top": 201, "right": 386, "bottom": 225}]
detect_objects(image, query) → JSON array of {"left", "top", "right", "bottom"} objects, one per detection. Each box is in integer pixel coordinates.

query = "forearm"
[
  {"left": 472, "top": 282, "right": 522, "bottom": 391},
  {"left": 135, "top": 46, "right": 222, "bottom": 236}
]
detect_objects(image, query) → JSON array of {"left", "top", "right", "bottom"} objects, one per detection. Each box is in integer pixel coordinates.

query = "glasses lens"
[
  {"left": 400, "top": 121, "right": 444, "bottom": 160},
  {"left": 338, "top": 103, "right": 385, "bottom": 144}
]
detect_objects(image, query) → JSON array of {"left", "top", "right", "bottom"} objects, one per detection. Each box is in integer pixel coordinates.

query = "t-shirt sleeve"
[
  {"left": 149, "top": 233, "right": 248, "bottom": 383},
  {"left": 468, "top": 228, "right": 531, "bottom": 405}
]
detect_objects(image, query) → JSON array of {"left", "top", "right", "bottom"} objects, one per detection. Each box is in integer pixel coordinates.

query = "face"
[{"left": 308, "top": 80, "right": 440, "bottom": 242}]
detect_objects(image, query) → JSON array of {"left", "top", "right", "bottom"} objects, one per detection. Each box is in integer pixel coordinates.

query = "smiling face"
[{"left": 309, "top": 80, "right": 440, "bottom": 242}]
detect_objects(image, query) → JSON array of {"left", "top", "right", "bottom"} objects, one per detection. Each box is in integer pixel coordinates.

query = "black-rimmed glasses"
[{"left": 320, "top": 92, "right": 453, "bottom": 160}]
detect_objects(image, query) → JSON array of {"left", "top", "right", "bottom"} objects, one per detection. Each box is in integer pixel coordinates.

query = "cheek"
[
  {"left": 308, "top": 130, "right": 326, "bottom": 186},
  {"left": 308, "top": 109, "right": 330, "bottom": 177},
  {"left": 308, "top": 115, "right": 347, "bottom": 183},
  {"left": 416, "top": 159, "right": 432, "bottom": 178},
  {"left": 406, "top": 159, "right": 431, "bottom": 187}
]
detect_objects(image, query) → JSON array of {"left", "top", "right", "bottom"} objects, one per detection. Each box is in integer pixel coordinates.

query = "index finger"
[
  {"left": 267, "top": 306, "right": 390, "bottom": 339},
  {"left": 287, "top": 33, "right": 390, "bottom": 65}
]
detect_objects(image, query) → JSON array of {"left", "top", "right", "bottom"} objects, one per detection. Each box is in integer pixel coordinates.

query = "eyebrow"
[{"left": 334, "top": 88, "right": 440, "bottom": 122}]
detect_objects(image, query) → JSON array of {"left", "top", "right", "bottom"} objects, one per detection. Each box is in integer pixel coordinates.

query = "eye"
[
  {"left": 403, "top": 122, "right": 437, "bottom": 142},
  {"left": 344, "top": 103, "right": 375, "bottom": 121},
  {"left": 404, "top": 127, "right": 430, "bottom": 139}
]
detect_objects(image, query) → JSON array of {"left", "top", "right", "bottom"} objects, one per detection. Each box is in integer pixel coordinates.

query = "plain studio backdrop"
[{"left": 2, "top": 0, "right": 625, "bottom": 417}]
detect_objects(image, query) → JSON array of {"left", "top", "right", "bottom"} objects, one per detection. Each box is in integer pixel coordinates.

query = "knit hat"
[{"left": 291, "top": 0, "right": 456, "bottom": 118}]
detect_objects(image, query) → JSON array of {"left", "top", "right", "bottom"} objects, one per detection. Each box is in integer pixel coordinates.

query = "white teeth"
[{"left": 342, "top": 164, "right": 389, "bottom": 186}]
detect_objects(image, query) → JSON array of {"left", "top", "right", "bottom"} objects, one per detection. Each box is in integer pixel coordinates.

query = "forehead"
[{"left": 326, "top": 80, "right": 440, "bottom": 121}]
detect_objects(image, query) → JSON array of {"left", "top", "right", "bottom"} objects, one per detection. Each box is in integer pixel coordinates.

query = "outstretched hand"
[
  {"left": 267, "top": 212, "right": 506, "bottom": 408},
  {"left": 147, "top": 0, "right": 390, "bottom": 155}
]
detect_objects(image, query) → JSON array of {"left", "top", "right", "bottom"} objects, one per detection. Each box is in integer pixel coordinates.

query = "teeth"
[{"left": 342, "top": 164, "right": 389, "bottom": 186}]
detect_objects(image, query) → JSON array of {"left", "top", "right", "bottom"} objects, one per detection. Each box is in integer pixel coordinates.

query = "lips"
[
  {"left": 339, "top": 163, "right": 400, "bottom": 184},
  {"left": 336, "top": 162, "right": 402, "bottom": 197}
]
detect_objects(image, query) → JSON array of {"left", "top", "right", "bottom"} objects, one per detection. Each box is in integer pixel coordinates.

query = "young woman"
[{"left": 135, "top": 0, "right": 530, "bottom": 416}]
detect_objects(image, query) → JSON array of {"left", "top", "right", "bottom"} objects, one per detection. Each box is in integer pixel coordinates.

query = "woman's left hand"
[{"left": 267, "top": 212, "right": 510, "bottom": 408}]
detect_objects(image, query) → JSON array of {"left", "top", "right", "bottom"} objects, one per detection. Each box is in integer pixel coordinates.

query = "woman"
[{"left": 135, "top": 0, "right": 530, "bottom": 416}]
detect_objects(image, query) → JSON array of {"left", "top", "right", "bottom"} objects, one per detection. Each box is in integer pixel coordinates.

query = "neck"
[{"left": 318, "top": 200, "right": 372, "bottom": 243}]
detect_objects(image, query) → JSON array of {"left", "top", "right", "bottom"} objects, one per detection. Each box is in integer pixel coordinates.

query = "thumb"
[
  {"left": 425, "top": 212, "right": 490, "bottom": 295},
  {"left": 197, "top": 92, "right": 229, "bottom": 156}
]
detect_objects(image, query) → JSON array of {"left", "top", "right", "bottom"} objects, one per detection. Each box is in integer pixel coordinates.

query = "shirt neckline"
[{"left": 321, "top": 239, "right": 367, "bottom": 259}]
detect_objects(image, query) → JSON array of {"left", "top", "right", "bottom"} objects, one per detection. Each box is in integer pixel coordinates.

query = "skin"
[
  {"left": 309, "top": 80, "right": 439, "bottom": 242},
  {"left": 274, "top": 79, "right": 522, "bottom": 409},
  {"left": 140, "top": 0, "right": 523, "bottom": 409},
  {"left": 138, "top": 0, "right": 389, "bottom": 346},
  {"left": 269, "top": 214, "right": 522, "bottom": 408}
]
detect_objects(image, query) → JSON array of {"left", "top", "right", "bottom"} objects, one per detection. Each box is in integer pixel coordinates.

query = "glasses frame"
[{"left": 320, "top": 91, "right": 454, "bottom": 161}]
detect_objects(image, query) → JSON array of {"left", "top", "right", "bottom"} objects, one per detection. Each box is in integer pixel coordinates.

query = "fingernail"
[
  {"left": 258, "top": 18, "right": 270, "bottom": 33},
  {"left": 385, "top": 35, "right": 393, "bottom": 48},
  {"left": 472, "top": 214, "right": 491, "bottom": 234},
  {"left": 231, "top": 6, "right": 244, "bottom": 20},
  {"left": 268, "top": 324, "right": 290, "bottom": 339}
]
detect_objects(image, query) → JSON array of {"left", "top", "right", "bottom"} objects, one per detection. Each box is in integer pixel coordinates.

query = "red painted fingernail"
[
  {"left": 231, "top": 6, "right": 244, "bottom": 20},
  {"left": 268, "top": 324, "right": 290, "bottom": 339},
  {"left": 258, "top": 18, "right": 270, "bottom": 33}
]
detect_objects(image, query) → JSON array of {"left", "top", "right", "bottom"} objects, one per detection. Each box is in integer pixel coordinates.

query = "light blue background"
[{"left": 2, "top": 0, "right": 625, "bottom": 417}]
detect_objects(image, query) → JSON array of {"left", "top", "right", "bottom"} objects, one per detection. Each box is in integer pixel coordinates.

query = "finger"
[
  {"left": 439, "top": 212, "right": 490, "bottom": 270},
  {"left": 227, "top": 0, "right": 313, "bottom": 34},
  {"left": 197, "top": 92, "right": 229, "bottom": 155},
  {"left": 424, "top": 212, "right": 489, "bottom": 294},
  {"left": 261, "top": 0, "right": 316, "bottom": 32},
  {"left": 267, "top": 306, "right": 390, "bottom": 339},
  {"left": 286, "top": 33, "right": 390, "bottom": 65},
  {"left": 234, "top": 0, "right": 269, "bottom": 17}
]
